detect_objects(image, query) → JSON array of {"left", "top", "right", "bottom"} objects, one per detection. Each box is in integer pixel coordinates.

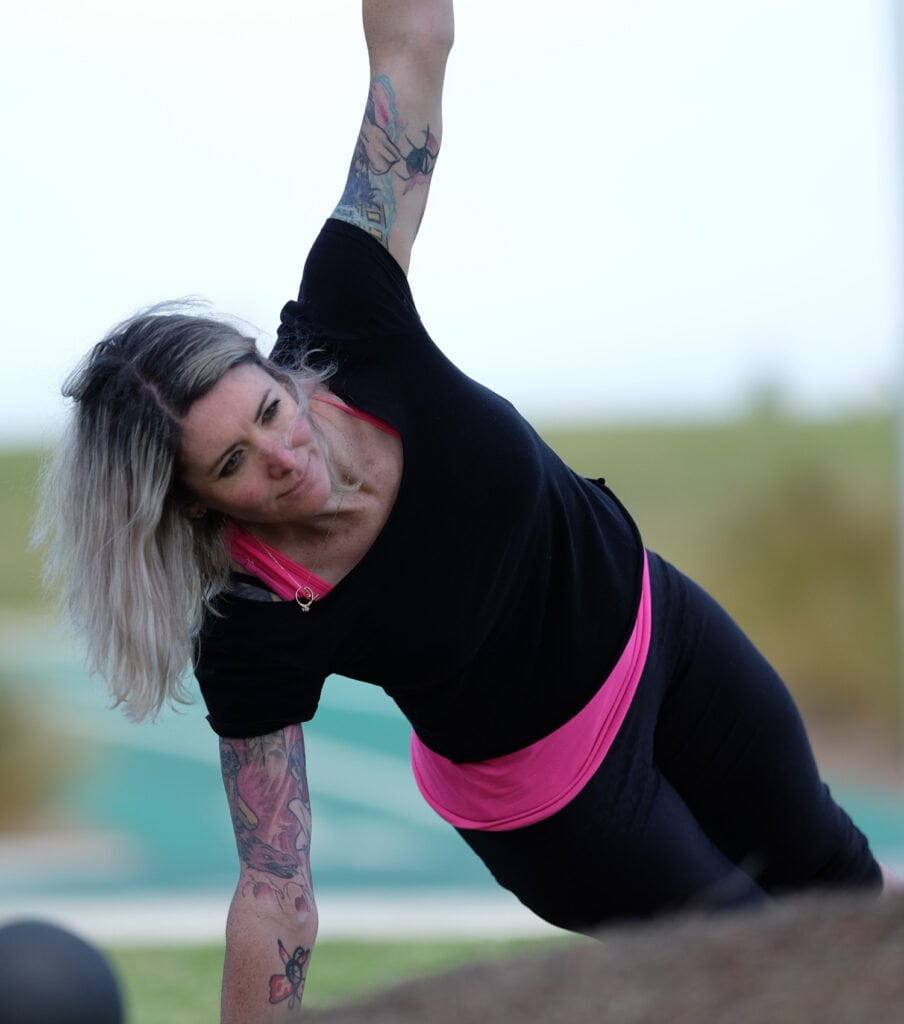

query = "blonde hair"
[{"left": 34, "top": 305, "right": 332, "bottom": 722}]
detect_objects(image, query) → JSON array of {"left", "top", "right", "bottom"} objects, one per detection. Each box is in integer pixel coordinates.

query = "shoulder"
[
  {"left": 272, "top": 219, "right": 422, "bottom": 368},
  {"left": 305, "top": 219, "right": 414, "bottom": 302},
  {"left": 195, "top": 598, "right": 328, "bottom": 736}
]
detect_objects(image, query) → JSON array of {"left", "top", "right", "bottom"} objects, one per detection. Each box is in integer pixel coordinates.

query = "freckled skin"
[{"left": 179, "top": 364, "right": 337, "bottom": 528}]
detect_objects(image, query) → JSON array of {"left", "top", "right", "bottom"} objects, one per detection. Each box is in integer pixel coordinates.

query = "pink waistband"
[{"left": 410, "top": 551, "right": 652, "bottom": 832}]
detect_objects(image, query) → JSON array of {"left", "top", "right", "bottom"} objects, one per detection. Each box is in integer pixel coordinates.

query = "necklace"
[
  {"left": 227, "top": 495, "right": 345, "bottom": 612},
  {"left": 272, "top": 493, "right": 345, "bottom": 611},
  {"left": 258, "top": 541, "right": 323, "bottom": 612}
]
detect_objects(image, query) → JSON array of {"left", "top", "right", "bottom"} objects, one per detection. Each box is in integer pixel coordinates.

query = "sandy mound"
[{"left": 309, "top": 892, "right": 904, "bottom": 1024}]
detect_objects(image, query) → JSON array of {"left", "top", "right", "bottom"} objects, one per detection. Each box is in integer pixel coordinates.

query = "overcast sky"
[{"left": 2, "top": 0, "right": 901, "bottom": 444}]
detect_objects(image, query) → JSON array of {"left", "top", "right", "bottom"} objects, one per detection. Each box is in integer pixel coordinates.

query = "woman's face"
[{"left": 179, "top": 363, "right": 333, "bottom": 526}]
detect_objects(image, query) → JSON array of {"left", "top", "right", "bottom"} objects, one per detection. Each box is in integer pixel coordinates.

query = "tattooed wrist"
[
  {"left": 269, "top": 939, "right": 310, "bottom": 1010},
  {"left": 334, "top": 74, "right": 439, "bottom": 247}
]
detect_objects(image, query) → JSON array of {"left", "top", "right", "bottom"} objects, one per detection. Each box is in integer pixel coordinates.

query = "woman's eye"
[
  {"left": 220, "top": 451, "right": 243, "bottom": 478},
  {"left": 262, "top": 399, "right": 281, "bottom": 423}
]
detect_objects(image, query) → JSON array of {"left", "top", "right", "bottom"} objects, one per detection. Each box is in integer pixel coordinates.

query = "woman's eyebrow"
[{"left": 207, "top": 388, "right": 272, "bottom": 475}]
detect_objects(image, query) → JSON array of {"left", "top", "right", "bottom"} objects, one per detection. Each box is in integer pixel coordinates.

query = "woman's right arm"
[{"left": 219, "top": 725, "right": 317, "bottom": 1022}]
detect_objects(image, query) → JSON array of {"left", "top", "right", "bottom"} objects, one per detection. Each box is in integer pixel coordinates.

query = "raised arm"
[
  {"left": 219, "top": 725, "right": 317, "bottom": 1023},
  {"left": 332, "top": 0, "right": 454, "bottom": 273}
]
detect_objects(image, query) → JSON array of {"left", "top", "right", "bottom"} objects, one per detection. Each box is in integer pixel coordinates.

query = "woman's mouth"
[{"left": 280, "top": 454, "right": 311, "bottom": 499}]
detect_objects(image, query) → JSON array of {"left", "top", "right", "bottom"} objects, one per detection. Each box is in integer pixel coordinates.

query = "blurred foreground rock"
[{"left": 309, "top": 892, "right": 904, "bottom": 1024}]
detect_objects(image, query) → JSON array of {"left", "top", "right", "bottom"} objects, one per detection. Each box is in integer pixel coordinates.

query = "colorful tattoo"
[
  {"left": 220, "top": 728, "right": 315, "bottom": 915},
  {"left": 333, "top": 74, "right": 439, "bottom": 246},
  {"left": 269, "top": 939, "right": 311, "bottom": 1009}
]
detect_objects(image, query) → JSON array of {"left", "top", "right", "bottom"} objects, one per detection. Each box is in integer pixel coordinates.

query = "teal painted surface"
[
  {"left": 1, "top": 623, "right": 901, "bottom": 902},
  {"left": 0, "top": 633, "right": 491, "bottom": 898}
]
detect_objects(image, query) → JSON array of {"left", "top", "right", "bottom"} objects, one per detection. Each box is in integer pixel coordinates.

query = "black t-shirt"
[{"left": 195, "top": 218, "right": 644, "bottom": 762}]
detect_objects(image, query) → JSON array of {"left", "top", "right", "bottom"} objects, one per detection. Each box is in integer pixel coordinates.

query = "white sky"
[{"left": 1, "top": 0, "right": 901, "bottom": 444}]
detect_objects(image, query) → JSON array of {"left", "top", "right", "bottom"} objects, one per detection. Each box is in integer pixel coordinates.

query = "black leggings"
[{"left": 457, "top": 552, "right": 881, "bottom": 933}]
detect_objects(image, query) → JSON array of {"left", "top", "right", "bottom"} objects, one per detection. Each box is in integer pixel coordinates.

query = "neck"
[{"left": 239, "top": 492, "right": 349, "bottom": 549}]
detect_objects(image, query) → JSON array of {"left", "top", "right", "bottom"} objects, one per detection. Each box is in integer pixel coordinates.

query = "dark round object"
[{"left": 0, "top": 919, "right": 124, "bottom": 1024}]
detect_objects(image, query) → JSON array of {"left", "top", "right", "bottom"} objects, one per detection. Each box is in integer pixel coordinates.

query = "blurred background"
[{"left": 1, "top": 0, "right": 903, "bottom": 967}]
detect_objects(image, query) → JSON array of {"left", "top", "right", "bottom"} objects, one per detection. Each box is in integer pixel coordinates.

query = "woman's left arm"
[
  {"left": 332, "top": 0, "right": 454, "bottom": 274},
  {"left": 219, "top": 726, "right": 318, "bottom": 1023}
]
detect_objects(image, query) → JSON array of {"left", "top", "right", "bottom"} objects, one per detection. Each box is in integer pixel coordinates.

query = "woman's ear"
[{"left": 185, "top": 503, "right": 206, "bottom": 520}]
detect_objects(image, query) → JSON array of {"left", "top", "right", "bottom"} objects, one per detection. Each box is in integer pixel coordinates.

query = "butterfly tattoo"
[{"left": 269, "top": 939, "right": 310, "bottom": 1009}]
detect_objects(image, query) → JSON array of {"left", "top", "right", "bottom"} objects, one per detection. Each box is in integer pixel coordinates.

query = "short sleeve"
[
  {"left": 271, "top": 218, "right": 423, "bottom": 370},
  {"left": 193, "top": 598, "right": 327, "bottom": 738}
]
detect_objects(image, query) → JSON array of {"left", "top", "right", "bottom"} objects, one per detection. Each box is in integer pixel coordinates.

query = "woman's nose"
[{"left": 262, "top": 438, "right": 296, "bottom": 475}]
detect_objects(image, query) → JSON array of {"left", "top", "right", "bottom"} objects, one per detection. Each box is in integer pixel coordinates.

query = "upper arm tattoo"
[
  {"left": 333, "top": 74, "right": 439, "bottom": 247},
  {"left": 220, "top": 725, "right": 314, "bottom": 915}
]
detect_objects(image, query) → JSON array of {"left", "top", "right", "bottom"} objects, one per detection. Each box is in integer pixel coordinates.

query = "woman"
[{"left": 38, "top": 2, "right": 885, "bottom": 1020}]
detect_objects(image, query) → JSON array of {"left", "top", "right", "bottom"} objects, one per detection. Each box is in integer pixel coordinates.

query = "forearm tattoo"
[
  {"left": 220, "top": 727, "right": 315, "bottom": 914},
  {"left": 221, "top": 729, "right": 315, "bottom": 1010},
  {"left": 333, "top": 74, "right": 439, "bottom": 246}
]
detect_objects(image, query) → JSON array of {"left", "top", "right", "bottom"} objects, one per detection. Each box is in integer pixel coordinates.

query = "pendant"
[{"left": 295, "top": 586, "right": 315, "bottom": 612}]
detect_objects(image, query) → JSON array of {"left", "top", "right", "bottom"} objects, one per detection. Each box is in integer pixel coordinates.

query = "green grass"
[
  {"left": 544, "top": 411, "right": 898, "bottom": 721},
  {"left": 107, "top": 936, "right": 572, "bottom": 1024},
  {"left": 542, "top": 411, "right": 895, "bottom": 563},
  {"left": 0, "top": 447, "right": 44, "bottom": 607}
]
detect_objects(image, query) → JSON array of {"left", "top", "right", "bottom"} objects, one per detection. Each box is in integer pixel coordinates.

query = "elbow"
[
  {"left": 280, "top": 894, "right": 319, "bottom": 947},
  {"left": 366, "top": 5, "right": 455, "bottom": 64},
  {"left": 299, "top": 900, "right": 319, "bottom": 946},
  {"left": 227, "top": 881, "right": 319, "bottom": 947},
  {"left": 426, "top": 7, "right": 455, "bottom": 58},
  {"left": 410, "top": 4, "right": 455, "bottom": 57}
]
